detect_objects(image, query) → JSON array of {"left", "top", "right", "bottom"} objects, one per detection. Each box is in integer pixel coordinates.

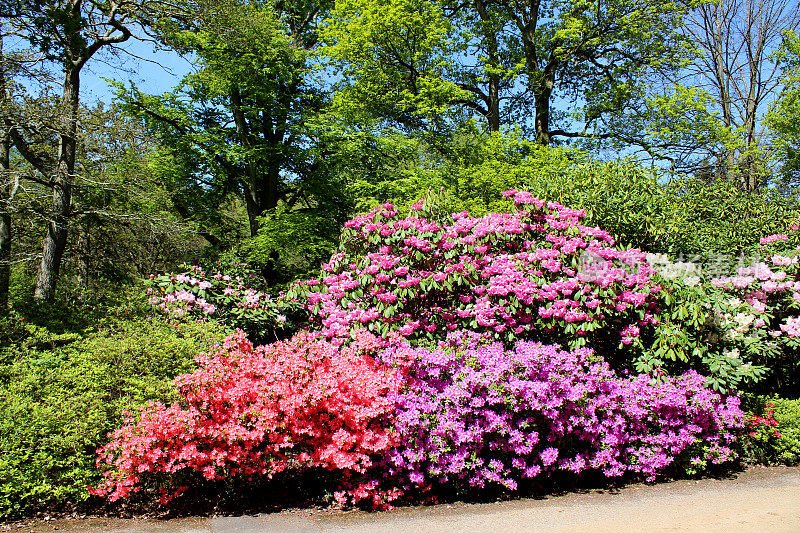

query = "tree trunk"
[
  {"left": 231, "top": 86, "right": 281, "bottom": 237},
  {"left": 475, "top": 0, "right": 501, "bottom": 132},
  {"left": 534, "top": 71, "right": 554, "bottom": 145},
  {"left": 0, "top": 126, "right": 10, "bottom": 314},
  {"left": 1, "top": 35, "right": 12, "bottom": 313},
  {"left": 34, "top": 68, "right": 79, "bottom": 302},
  {"left": 77, "top": 217, "right": 90, "bottom": 296}
]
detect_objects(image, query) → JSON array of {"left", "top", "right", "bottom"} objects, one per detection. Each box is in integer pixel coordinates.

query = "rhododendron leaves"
[{"left": 290, "top": 192, "right": 659, "bottom": 356}]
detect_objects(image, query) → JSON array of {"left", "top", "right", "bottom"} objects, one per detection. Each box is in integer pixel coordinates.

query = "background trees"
[
  {"left": 2, "top": 0, "right": 146, "bottom": 301},
  {"left": 619, "top": 0, "right": 800, "bottom": 184},
  {"left": 769, "top": 30, "right": 800, "bottom": 188},
  {"left": 0, "top": 0, "right": 799, "bottom": 305}
]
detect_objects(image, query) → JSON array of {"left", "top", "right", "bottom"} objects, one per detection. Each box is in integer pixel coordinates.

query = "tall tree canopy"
[
  {"left": 323, "top": 0, "right": 692, "bottom": 144},
  {"left": 122, "top": 0, "right": 343, "bottom": 243}
]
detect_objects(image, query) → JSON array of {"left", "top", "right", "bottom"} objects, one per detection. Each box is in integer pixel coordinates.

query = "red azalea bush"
[
  {"left": 289, "top": 191, "right": 661, "bottom": 364},
  {"left": 91, "top": 330, "right": 412, "bottom": 502}
]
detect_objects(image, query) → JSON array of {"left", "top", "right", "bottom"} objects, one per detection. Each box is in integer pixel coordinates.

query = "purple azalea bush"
[{"left": 378, "top": 341, "right": 744, "bottom": 496}]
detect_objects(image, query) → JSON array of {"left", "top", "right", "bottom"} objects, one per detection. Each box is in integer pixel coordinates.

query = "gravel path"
[{"left": 7, "top": 466, "right": 800, "bottom": 533}]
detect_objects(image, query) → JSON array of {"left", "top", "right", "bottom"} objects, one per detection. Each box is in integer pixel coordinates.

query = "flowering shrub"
[
  {"left": 146, "top": 265, "right": 298, "bottom": 341},
  {"left": 380, "top": 341, "right": 744, "bottom": 496},
  {"left": 639, "top": 235, "right": 800, "bottom": 392},
  {"left": 739, "top": 397, "right": 800, "bottom": 465},
  {"left": 746, "top": 403, "right": 781, "bottom": 439},
  {"left": 91, "top": 330, "right": 409, "bottom": 503},
  {"left": 289, "top": 191, "right": 661, "bottom": 359}
]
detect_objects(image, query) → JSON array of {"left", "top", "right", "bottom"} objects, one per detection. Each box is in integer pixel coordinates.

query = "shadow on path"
[{"left": 7, "top": 466, "right": 800, "bottom": 533}]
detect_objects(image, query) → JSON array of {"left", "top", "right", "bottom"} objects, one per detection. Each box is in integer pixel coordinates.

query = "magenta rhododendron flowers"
[{"left": 291, "top": 192, "right": 660, "bottom": 352}]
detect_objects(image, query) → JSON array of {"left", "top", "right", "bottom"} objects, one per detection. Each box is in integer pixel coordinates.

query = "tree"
[
  {"left": 323, "top": 0, "right": 691, "bottom": 144},
  {"left": 624, "top": 0, "right": 800, "bottom": 188},
  {"left": 69, "top": 102, "right": 208, "bottom": 290},
  {"left": 0, "top": 20, "right": 50, "bottom": 311},
  {"left": 0, "top": 31, "right": 12, "bottom": 313},
  {"left": 123, "top": 0, "right": 340, "bottom": 243},
  {"left": 322, "top": 0, "right": 510, "bottom": 133},
  {"left": 2, "top": 0, "right": 148, "bottom": 301},
  {"left": 769, "top": 30, "right": 800, "bottom": 189}
]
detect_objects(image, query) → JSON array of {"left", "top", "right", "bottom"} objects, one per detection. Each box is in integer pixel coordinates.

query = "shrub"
[
  {"left": 628, "top": 222, "right": 800, "bottom": 393},
  {"left": 522, "top": 164, "right": 799, "bottom": 259},
  {"left": 290, "top": 191, "right": 661, "bottom": 365},
  {"left": 742, "top": 396, "right": 800, "bottom": 465},
  {"left": 92, "top": 330, "right": 410, "bottom": 504},
  {"left": 381, "top": 341, "right": 744, "bottom": 497},
  {"left": 146, "top": 264, "right": 300, "bottom": 343},
  {"left": 639, "top": 260, "right": 771, "bottom": 392},
  {"left": 771, "top": 397, "right": 800, "bottom": 464},
  {"left": 0, "top": 318, "right": 228, "bottom": 520}
]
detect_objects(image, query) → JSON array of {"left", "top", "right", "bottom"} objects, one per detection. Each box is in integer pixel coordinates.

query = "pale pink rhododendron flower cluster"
[
  {"left": 671, "top": 230, "right": 800, "bottom": 391},
  {"left": 710, "top": 236, "right": 800, "bottom": 342},
  {"left": 146, "top": 265, "right": 292, "bottom": 339},
  {"left": 293, "top": 191, "right": 660, "bottom": 352},
  {"left": 92, "top": 330, "right": 411, "bottom": 503}
]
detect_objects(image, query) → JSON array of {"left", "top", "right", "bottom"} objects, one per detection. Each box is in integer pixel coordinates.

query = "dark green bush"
[
  {"left": 520, "top": 162, "right": 799, "bottom": 258},
  {"left": 0, "top": 317, "right": 228, "bottom": 519},
  {"left": 350, "top": 133, "right": 799, "bottom": 259}
]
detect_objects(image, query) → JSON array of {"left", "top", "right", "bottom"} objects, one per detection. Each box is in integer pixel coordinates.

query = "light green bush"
[
  {"left": 0, "top": 317, "right": 228, "bottom": 519},
  {"left": 741, "top": 396, "right": 800, "bottom": 466},
  {"left": 771, "top": 398, "right": 800, "bottom": 464}
]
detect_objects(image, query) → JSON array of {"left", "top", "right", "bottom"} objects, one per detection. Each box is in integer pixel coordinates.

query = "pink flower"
[
  {"left": 760, "top": 234, "right": 788, "bottom": 245},
  {"left": 377, "top": 293, "right": 398, "bottom": 304}
]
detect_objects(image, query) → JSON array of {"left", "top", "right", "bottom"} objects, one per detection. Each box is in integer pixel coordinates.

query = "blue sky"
[{"left": 81, "top": 37, "right": 194, "bottom": 103}]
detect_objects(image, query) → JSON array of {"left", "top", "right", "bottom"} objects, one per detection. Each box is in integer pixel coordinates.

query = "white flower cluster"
[{"left": 646, "top": 253, "right": 701, "bottom": 286}]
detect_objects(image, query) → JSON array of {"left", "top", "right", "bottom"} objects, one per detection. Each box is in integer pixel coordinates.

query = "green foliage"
[
  {"left": 241, "top": 206, "right": 341, "bottom": 284},
  {"left": 635, "top": 272, "right": 770, "bottom": 392},
  {"left": 323, "top": 0, "right": 692, "bottom": 142},
  {"left": 770, "top": 397, "right": 800, "bottom": 464},
  {"left": 0, "top": 317, "right": 228, "bottom": 519},
  {"left": 769, "top": 31, "right": 800, "bottom": 189},
  {"left": 347, "top": 144, "right": 798, "bottom": 260},
  {"left": 741, "top": 396, "right": 800, "bottom": 466},
  {"left": 344, "top": 127, "right": 581, "bottom": 215},
  {"left": 322, "top": 0, "right": 466, "bottom": 130},
  {"left": 520, "top": 162, "right": 799, "bottom": 257}
]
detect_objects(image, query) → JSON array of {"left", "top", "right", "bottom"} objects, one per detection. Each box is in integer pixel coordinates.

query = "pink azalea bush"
[
  {"left": 91, "top": 330, "right": 410, "bottom": 503},
  {"left": 289, "top": 191, "right": 661, "bottom": 358},
  {"left": 380, "top": 342, "right": 743, "bottom": 497}
]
